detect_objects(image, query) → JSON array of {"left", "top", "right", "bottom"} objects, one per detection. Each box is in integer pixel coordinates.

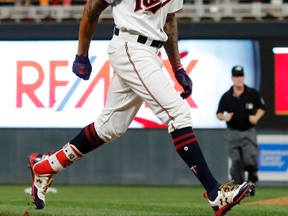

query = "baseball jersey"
[
  {"left": 104, "top": 0, "right": 183, "bottom": 41},
  {"left": 216, "top": 85, "right": 265, "bottom": 131}
]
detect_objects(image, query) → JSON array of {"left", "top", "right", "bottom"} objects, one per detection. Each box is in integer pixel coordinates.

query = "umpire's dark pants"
[{"left": 226, "top": 127, "right": 259, "bottom": 184}]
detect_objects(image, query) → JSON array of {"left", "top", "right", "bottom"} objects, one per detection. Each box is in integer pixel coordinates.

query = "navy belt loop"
[
  {"left": 151, "top": 40, "right": 163, "bottom": 48},
  {"left": 137, "top": 35, "right": 148, "bottom": 44}
]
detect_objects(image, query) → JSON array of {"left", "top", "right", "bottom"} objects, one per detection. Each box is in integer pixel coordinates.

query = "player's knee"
[{"left": 95, "top": 123, "right": 128, "bottom": 143}]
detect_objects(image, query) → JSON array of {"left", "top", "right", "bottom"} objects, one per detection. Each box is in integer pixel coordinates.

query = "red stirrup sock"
[
  {"left": 33, "top": 143, "right": 83, "bottom": 176},
  {"left": 32, "top": 123, "right": 105, "bottom": 176}
]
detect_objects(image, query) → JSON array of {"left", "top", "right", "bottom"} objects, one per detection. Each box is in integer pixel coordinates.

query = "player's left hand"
[
  {"left": 72, "top": 55, "right": 92, "bottom": 80},
  {"left": 174, "top": 67, "right": 193, "bottom": 99}
]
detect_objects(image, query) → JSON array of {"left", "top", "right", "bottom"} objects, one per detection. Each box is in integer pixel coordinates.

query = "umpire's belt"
[{"left": 113, "top": 27, "right": 163, "bottom": 48}]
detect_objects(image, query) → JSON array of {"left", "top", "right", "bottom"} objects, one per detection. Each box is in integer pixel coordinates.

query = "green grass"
[{"left": 0, "top": 185, "right": 288, "bottom": 216}]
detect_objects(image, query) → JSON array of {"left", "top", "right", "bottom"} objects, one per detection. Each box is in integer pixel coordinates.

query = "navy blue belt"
[{"left": 113, "top": 27, "right": 163, "bottom": 48}]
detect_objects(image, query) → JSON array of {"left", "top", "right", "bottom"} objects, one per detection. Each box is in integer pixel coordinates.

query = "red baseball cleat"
[{"left": 28, "top": 153, "right": 54, "bottom": 209}]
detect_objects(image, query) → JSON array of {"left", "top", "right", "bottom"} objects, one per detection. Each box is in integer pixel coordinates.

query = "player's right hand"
[{"left": 72, "top": 55, "right": 92, "bottom": 80}]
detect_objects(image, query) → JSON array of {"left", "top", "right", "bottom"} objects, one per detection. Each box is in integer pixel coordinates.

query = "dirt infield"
[{"left": 246, "top": 196, "right": 288, "bottom": 205}]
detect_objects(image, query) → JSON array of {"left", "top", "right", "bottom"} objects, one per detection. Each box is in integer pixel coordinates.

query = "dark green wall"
[{"left": 0, "top": 128, "right": 228, "bottom": 185}]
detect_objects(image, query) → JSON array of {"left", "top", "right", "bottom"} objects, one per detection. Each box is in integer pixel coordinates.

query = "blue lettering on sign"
[{"left": 259, "top": 144, "right": 288, "bottom": 172}]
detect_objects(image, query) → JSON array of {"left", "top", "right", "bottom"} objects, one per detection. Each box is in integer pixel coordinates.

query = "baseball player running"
[{"left": 28, "top": 0, "right": 255, "bottom": 215}]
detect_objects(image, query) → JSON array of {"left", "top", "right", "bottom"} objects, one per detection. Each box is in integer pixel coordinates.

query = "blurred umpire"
[{"left": 216, "top": 65, "right": 265, "bottom": 194}]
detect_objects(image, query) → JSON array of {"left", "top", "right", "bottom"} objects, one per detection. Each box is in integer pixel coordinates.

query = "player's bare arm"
[
  {"left": 163, "top": 13, "right": 192, "bottom": 99},
  {"left": 77, "top": 0, "right": 109, "bottom": 56},
  {"left": 163, "top": 13, "right": 181, "bottom": 67}
]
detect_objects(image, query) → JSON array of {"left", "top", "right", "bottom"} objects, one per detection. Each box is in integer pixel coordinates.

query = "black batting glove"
[
  {"left": 173, "top": 64, "right": 192, "bottom": 99},
  {"left": 72, "top": 55, "right": 92, "bottom": 80}
]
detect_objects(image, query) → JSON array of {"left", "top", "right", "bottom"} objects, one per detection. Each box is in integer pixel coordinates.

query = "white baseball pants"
[{"left": 94, "top": 33, "right": 192, "bottom": 142}]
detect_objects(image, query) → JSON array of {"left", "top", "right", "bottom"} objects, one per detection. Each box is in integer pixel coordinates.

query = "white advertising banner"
[
  {"left": 258, "top": 135, "right": 288, "bottom": 181},
  {"left": 0, "top": 40, "right": 258, "bottom": 128}
]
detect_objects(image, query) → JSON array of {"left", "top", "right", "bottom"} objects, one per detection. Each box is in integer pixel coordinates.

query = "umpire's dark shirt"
[{"left": 217, "top": 85, "right": 265, "bottom": 131}]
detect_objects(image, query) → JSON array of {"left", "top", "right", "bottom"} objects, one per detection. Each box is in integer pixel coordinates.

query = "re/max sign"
[{"left": 16, "top": 57, "right": 198, "bottom": 110}]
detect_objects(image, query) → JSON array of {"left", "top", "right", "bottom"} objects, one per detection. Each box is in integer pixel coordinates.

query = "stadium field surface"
[{"left": 0, "top": 185, "right": 288, "bottom": 216}]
